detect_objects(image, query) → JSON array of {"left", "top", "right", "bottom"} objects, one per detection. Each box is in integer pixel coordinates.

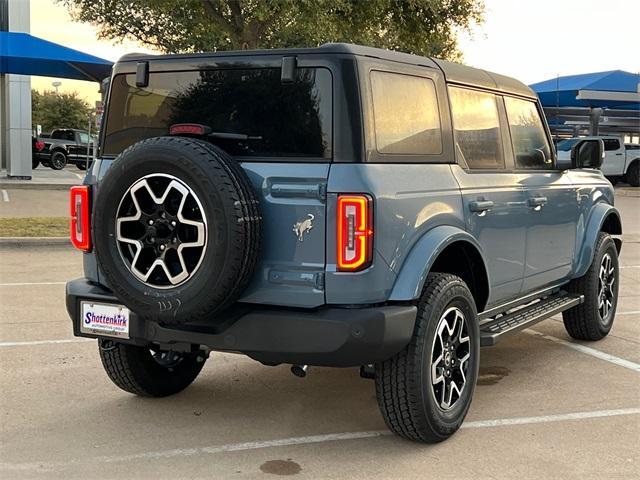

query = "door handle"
[
  {"left": 469, "top": 200, "right": 494, "bottom": 213},
  {"left": 527, "top": 196, "right": 547, "bottom": 209},
  {"left": 615, "top": 153, "right": 623, "bottom": 156}
]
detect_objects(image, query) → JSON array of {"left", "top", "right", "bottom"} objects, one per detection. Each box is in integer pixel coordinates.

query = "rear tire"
[
  {"left": 99, "top": 340, "right": 206, "bottom": 397},
  {"left": 32, "top": 158, "right": 39, "bottom": 169},
  {"left": 50, "top": 151, "right": 67, "bottom": 170},
  {"left": 625, "top": 161, "right": 639, "bottom": 187},
  {"left": 563, "top": 232, "right": 619, "bottom": 340},
  {"left": 375, "top": 273, "right": 479, "bottom": 443}
]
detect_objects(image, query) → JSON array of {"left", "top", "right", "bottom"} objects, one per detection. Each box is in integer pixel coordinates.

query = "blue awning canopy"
[
  {"left": 0, "top": 32, "right": 112, "bottom": 82},
  {"left": 530, "top": 70, "right": 640, "bottom": 111}
]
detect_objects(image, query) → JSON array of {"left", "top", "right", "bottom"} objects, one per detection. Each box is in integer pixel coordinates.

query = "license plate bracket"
[{"left": 80, "top": 301, "right": 130, "bottom": 339}]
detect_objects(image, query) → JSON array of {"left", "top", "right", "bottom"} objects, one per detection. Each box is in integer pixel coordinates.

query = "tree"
[
  {"left": 31, "top": 90, "right": 93, "bottom": 133},
  {"left": 61, "top": 0, "right": 484, "bottom": 61}
]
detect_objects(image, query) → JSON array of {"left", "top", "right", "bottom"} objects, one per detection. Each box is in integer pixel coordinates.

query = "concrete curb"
[
  {"left": 615, "top": 188, "right": 640, "bottom": 198},
  {"left": 0, "top": 182, "right": 76, "bottom": 191},
  {"left": 0, "top": 237, "right": 70, "bottom": 247}
]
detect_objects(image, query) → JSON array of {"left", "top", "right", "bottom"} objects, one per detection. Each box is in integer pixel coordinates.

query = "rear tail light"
[
  {"left": 337, "top": 194, "right": 373, "bottom": 271},
  {"left": 34, "top": 140, "right": 45, "bottom": 151},
  {"left": 169, "top": 123, "right": 212, "bottom": 136},
  {"left": 70, "top": 186, "right": 91, "bottom": 251}
]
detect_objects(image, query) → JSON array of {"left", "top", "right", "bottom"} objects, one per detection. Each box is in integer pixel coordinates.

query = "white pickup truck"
[{"left": 557, "top": 136, "right": 640, "bottom": 186}]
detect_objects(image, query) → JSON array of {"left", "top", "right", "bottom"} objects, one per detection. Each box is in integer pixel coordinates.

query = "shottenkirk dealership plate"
[{"left": 80, "top": 301, "right": 130, "bottom": 339}]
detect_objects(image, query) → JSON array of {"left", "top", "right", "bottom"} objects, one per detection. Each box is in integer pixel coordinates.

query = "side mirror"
[{"left": 570, "top": 139, "right": 604, "bottom": 169}]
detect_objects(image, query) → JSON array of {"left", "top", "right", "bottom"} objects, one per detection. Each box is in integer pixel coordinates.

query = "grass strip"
[{"left": 0, "top": 217, "right": 68, "bottom": 237}]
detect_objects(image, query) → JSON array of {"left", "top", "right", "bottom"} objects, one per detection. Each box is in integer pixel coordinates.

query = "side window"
[
  {"left": 78, "top": 132, "right": 90, "bottom": 144},
  {"left": 504, "top": 97, "right": 553, "bottom": 169},
  {"left": 603, "top": 139, "right": 621, "bottom": 151},
  {"left": 370, "top": 71, "right": 442, "bottom": 155},
  {"left": 448, "top": 87, "right": 504, "bottom": 169}
]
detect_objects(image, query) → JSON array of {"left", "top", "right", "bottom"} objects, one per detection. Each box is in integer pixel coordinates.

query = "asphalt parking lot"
[{"left": 0, "top": 196, "right": 638, "bottom": 479}]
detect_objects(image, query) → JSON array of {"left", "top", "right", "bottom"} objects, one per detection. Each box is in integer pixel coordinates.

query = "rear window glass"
[
  {"left": 370, "top": 71, "right": 442, "bottom": 155},
  {"left": 103, "top": 68, "right": 332, "bottom": 159},
  {"left": 449, "top": 87, "right": 504, "bottom": 170},
  {"left": 603, "top": 139, "right": 620, "bottom": 151}
]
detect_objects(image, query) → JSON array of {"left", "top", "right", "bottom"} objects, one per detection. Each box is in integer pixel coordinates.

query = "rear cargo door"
[
  {"left": 101, "top": 63, "right": 334, "bottom": 307},
  {"left": 238, "top": 163, "right": 328, "bottom": 308}
]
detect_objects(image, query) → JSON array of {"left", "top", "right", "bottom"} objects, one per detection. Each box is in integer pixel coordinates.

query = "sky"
[{"left": 28, "top": 0, "right": 640, "bottom": 104}]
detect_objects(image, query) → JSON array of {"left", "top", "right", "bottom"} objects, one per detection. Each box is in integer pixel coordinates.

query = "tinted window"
[
  {"left": 370, "top": 71, "right": 442, "bottom": 155},
  {"left": 449, "top": 87, "right": 504, "bottom": 169},
  {"left": 103, "top": 68, "right": 332, "bottom": 159},
  {"left": 557, "top": 138, "right": 580, "bottom": 151},
  {"left": 504, "top": 97, "right": 553, "bottom": 169},
  {"left": 603, "top": 139, "right": 621, "bottom": 151},
  {"left": 78, "top": 132, "right": 90, "bottom": 144},
  {"left": 52, "top": 130, "right": 74, "bottom": 141}
]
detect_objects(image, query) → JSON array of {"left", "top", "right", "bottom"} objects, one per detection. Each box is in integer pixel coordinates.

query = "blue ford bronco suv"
[{"left": 66, "top": 44, "right": 622, "bottom": 443}]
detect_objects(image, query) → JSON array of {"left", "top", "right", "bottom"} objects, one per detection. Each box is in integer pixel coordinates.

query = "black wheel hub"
[{"left": 141, "top": 207, "right": 182, "bottom": 256}]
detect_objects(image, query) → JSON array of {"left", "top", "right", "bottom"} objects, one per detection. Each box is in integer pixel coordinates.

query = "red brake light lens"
[
  {"left": 35, "top": 140, "right": 45, "bottom": 151},
  {"left": 169, "top": 123, "right": 211, "bottom": 136},
  {"left": 70, "top": 186, "right": 91, "bottom": 251},
  {"left": 337, "top": 194, "right": 373, "bottom": 272}
]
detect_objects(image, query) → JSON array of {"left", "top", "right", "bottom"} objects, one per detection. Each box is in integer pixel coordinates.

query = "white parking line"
[
  {"left": 526, "top": 329, "right": 640, "bottom": 372},
  {"left": 0, "top": 281, "right": 66, "bottom": 287},
  {"left": 0, "top": 339, "right": 92, "bottom": 347},
  {"left": 1, "top": 189, "right": 8, "bottom": 202},
  {"left": 620, "top": 265, "right": 640, "bottom": 269},
  {"left": 1, "top": 407, "right": 637, "bottom": 471},
  {"left": 73, "top": 172, "right": 84, "bottom": 180},
  {"left": 617, "top": 310, "right": 640, "bottom": 315}
]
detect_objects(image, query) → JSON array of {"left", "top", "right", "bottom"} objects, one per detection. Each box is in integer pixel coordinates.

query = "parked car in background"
[
  {"left": 557, "top": 136, "right": 640, "bottom": 186},
  {"left": 34, "top": 128, "right": 94, "bottom": 170},
  {"left": 31, "top": 136, "right": 45, "bottom": 169}
]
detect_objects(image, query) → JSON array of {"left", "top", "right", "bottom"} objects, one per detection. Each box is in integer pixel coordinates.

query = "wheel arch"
[
  {"left": 574, "top": 204, "right": 622, "bottom": 278},
  {"left": 389, "top": 226, "right": 490, "bottom": 312},
  {"left": 50, "top": 146, "right": 68, "bottom": 155}
]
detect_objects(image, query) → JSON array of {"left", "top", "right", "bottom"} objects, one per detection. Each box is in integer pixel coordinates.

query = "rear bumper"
[{"left": 66, "top": 278, "right": 417, "bottom": 367}]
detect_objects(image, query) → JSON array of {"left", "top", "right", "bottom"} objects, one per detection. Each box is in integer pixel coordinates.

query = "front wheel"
[
  {"left": 375, "top": 273, "right": 479, "bottom": 443},
  {"left": 99, "top": 341, "right": 207, "bottom": 397},
  {"left": 563, "top": 232, "right": 619, "bottom": 340},
  {"left": 625, "top": 161, "right": 639, "bottom": 187}
]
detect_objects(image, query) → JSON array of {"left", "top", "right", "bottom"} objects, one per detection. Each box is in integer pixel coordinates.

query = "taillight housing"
[
  {"left": 70, "top": 186, "right": 91, "bottom": 251},
  {"left": 34, "top": 140, "right": 45, "bottom": 151},
  {"left": 337, "top": 194, "right": 373, "bottom": 272}
]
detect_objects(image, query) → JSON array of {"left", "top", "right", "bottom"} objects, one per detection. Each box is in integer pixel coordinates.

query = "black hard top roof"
[{"left": 119, "top": 43, "right": 536, "bottom": 99}]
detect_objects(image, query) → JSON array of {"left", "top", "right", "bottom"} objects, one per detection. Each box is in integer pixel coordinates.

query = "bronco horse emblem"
[{"left": 293, "top": 214, "right": 314, "bottom": 242}]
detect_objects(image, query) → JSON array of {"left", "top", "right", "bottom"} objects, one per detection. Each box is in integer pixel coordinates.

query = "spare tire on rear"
[{"left": 93, "top": 136, "right": 261, "bottom": 325}]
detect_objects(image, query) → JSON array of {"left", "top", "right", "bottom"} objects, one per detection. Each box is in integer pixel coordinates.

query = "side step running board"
[{"left": 480, "top": 292, "right": 583, "bottom": 346}]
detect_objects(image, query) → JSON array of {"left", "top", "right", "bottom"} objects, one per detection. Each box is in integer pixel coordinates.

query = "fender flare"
[
  {"left": 50, "top": 145, "right": 69, "bottom": 156},
  {"left": 389, "top": 225, "right": 490, "bottom": 302},
  {"left": 573, "top": 203, "right": 622, "bottom": 278}
]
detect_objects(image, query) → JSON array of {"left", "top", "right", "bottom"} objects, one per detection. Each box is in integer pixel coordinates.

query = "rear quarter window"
[
  {"left": 370, "top": 71, "right": 442, "bottom": 156},
  {"left": 103, "top": 68, "right": 332, "bottom": 160}
]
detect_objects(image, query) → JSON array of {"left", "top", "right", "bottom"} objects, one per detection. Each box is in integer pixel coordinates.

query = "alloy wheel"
[
  {"left": 598, "top": 252, "right": 616, "bottom": 322},
  {"left": 430, "top": 306, "right": 471, "bottom": 411},
  {"left": 116, "top": 173, "right": 207, "bottom": 289}
]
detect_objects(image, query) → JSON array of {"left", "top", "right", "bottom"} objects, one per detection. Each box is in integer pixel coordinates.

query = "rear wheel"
[
  {"left": 32, "top": 158, "right": 39, "bottom": 169},
  {"left": 563, "top": 232, "right": 619, "bottom": 340},
  {"left": 375, "top": 273, "right": 479, "bottom": 443},
  {"left": 49, "top": 151, "right": 67, "bottom": 170},
  {"left": 99, "top": 340, "right": 207, "bottom": 397}
]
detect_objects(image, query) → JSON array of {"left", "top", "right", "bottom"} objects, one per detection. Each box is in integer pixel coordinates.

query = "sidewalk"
[{"left": 0, "top": 167, "right": 82, "bottom": 191}]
